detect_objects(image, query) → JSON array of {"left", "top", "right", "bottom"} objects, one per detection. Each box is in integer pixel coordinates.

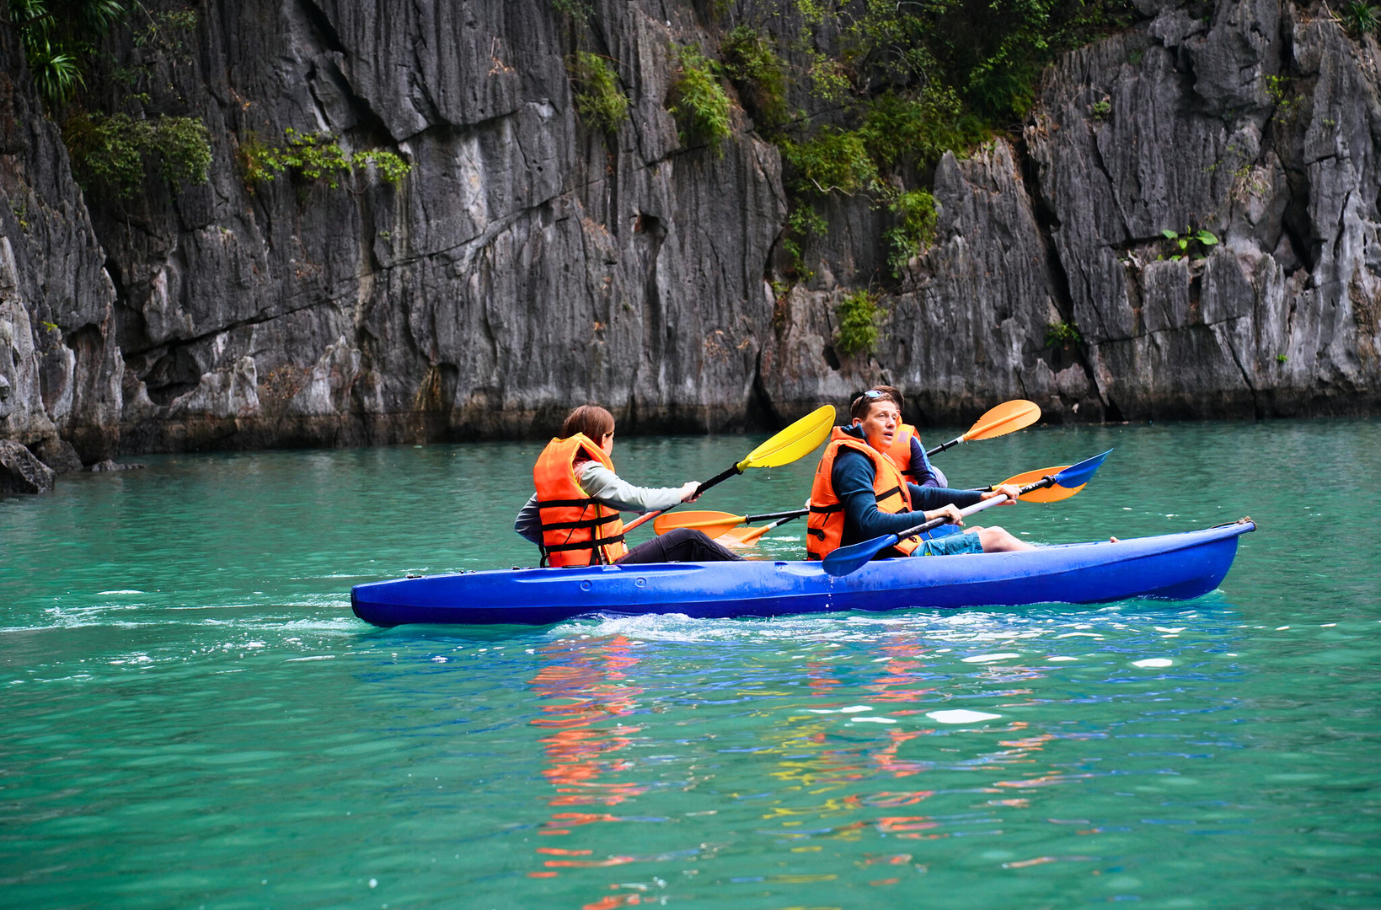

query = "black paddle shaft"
[
  {"left": 924, "top": 436, "right": 962, "bottom": 458},
  {"left": 745, "top": 508, "right": 809, "bottom": 523},
  {"left": 693, "top": 465, "right": 743, "bottom": 499}
]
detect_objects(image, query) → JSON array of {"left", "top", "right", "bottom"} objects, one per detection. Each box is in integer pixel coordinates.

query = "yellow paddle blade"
[
  {"left": 653, "top": 510, "right": 746, "bottom": 536},
  {"left": 963, "top": 400, "right": 1041, "bottom": 442},
  {"left": 737, "top": 405, "right": 836, "bottom": 470},
  {"left": 992, "top": 465, "right": 1082, "bottom": 503}
]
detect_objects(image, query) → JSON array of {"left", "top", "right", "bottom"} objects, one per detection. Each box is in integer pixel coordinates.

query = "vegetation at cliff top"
[{"left": 715, "top": 0, "right": 1133, "bottom": 285}]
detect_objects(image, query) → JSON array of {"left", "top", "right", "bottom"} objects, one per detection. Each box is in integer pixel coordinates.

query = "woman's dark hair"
[
  {"left": 850, "top": 386, "right": 903, "bottom": 421},
  {"left": 560, "top": 404, "right": 615, "bottom": 441}
]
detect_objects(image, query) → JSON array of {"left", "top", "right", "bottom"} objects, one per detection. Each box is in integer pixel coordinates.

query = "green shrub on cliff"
[
  {"left": 782, "top": 129, "right": 877, "bottom": 196},
  {"left": 720, "top": 26, "right": 789, "bottom": 133},
  {"left": 237, "top": 128, "right": 412, "bottom": 192},
  {"left": 885, "top": 189, "right": 938, "bottom": 276},
  {"left": 835, "top": 289, "right": 884, "bottom": 357},
  {"left": 1343, "top": 0, "right": 1379, "bottom": 36},
  {"left": 570, "top": 51, "right": 629, "bottom": 134},
  {"left": 667, "top": 45, "right": 731, "bottom": 149},
  {"left": 63, "top": 112, "right": 211, "bottom": 198},
  {"left": 761, "top": 0, "right": 1131, "bottom": 288}
]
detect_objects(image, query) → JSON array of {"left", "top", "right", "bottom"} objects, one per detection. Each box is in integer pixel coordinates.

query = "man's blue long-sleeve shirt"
[{"left": 830, "top": 426, "right": 983, "bottom": 547}]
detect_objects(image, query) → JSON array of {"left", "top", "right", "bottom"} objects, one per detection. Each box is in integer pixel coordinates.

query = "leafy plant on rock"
[
  {"left": 884, "top": 189, "right": 938, "bottom": 277},
  {"left": 1159, "top": 226, "right": 1219, "bottom": 261},
  {"left": 1342, "top": 0, "right": 1379, "bottom": 36},
  {"left": 720, "top": 26, "right": 789, "bottom": 133},
  {"left": 8, "top": 0, "right": 126, "bottom": 108},
  {"left": 570, "top": 51, "right": 628, "bottom": 135},
  {"left": 835, "top": 289, "right": 884, "bottom": 357},
  {"left": 781, "top": 204, "right": 827, "bottom": 282},
  {"left": 1045, "top": 320, "right": 1082, "bottom": 348},
  {"left": 237, "top": 128, "right": 412, "bottom": 192},
  {"left": 62, "top": 111, "right": 211, "bottom": 199},
  {"left": 667, "top": 45, "right": 731, "bottom": 149},
  {"left": 781, "top": 128, "right": 877, "bottom": 196}
]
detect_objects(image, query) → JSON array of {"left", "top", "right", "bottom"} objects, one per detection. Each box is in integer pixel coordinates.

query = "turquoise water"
[{"left": 3, "top": 421, "right": 1379, "bottom": 909}]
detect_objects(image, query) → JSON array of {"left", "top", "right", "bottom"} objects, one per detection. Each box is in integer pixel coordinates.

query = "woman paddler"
[
  {"left": 515, "top": 405, "right": 743, "bottom": 566},
  {"left": 806, "top": 389, "right": 1033, "bottom": 560}
]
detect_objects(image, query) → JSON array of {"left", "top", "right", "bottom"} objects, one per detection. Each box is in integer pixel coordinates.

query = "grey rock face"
[
  {"left": 0, "top": 24, "right": 123, "bottom": 460},
  {"left": 1023, "top": 3, "right": 1381, "bottom": 418},
  {"left": 0, "top": 438, "right": 55, "bottom": 494},
  {"left": 0, "top": 0, "right": 1377, "bottom": 456}
]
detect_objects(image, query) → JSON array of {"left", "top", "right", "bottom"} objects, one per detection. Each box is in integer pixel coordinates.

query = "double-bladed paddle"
[
  {"left": 925, "top": 400, "right": 1041, "bottom": 458},
  {"left": 652, "top": 460, "right": 1083, "bottom": 540},
  {"left": 652, "top": 508, "right": 808, "bottom": 538},
  {"left": 820, "top": 450, "right": 1112, "bottom": 577},
  {"left": 622, "top": 406, "right": 835, "bottom": 534}
]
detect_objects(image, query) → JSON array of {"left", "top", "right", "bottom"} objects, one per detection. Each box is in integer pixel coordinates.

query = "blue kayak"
[{"left": 350, "top": 520, "right": 1254, "bottom": 627}]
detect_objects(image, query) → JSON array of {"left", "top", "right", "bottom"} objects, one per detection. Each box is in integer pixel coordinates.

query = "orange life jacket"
[
  {"left": 533, "top": 434, "right": 629, "bottom": 567},
  {"left": 806, "top": 427, "right": 921, "bottom": 560},
  {"left": 886, "top": 423, "right": 927, "bottom": 481}
]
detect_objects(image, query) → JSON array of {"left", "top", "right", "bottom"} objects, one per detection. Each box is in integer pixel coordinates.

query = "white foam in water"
[
  {"left": 1133, "top": 658, "right": 1173, "bottom": 668},
  {"left": 806, "top": 705, "right": 873, "bottom": 714},
  {"left": 850, "top": 716, "right": 896, "bottom": 724},
  {"left": 927, "top": 709, "right": 1002, "bottom": 724},
  {"left": 1047, "top": 656, "right": 1078, "bottom": 662},
  {"left": 961, "top": 653, "right": 1021, "bottom": 663},
  {"left": 97, "top": 590, "right": 145, "bottom": 595}
]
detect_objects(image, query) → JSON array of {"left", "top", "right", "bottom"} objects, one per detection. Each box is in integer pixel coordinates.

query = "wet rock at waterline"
[
  {"left": 32, "top": 436, "right": 84, "bottom": 474},
  {"left": 0, "top": 439, "right": 55, "bottom": 494},
  {"left": 88, "top": 459, "right": 145, "bottom": 472}
]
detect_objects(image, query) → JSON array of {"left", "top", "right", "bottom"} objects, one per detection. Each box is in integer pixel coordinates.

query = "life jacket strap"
[
  {"left": 541, "top": 533, "right": 627, "bottom": 553},
  {"left": 537, "top": 513, "right": 622, "bottom": 532},
  {"left": 536, "top": 497, "right": 598, "bottom": 509}
]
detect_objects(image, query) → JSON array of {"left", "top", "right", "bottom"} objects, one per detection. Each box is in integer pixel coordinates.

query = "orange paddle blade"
[
  {"left": 993, "top": 465, "right": 1082, "bottom": 503},
  {"left": 709, "top": 525, "right": 769, "bottom": 548},
  {"left": 726, "top": 524, "right": 772, "bottom": 544},
  {"left": 653, "top": 510, "right": 746, "bottom": 536},
  {"left": 964, "top": 400, "right": 1041, "bottom": 441}
]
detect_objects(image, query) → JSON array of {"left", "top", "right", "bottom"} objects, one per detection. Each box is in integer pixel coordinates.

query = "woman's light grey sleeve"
[
  {"left": 578, "top": 462, "right": 683, "bottom": 513},
  {"left": 514, "top": 493, "right": 543, "bottom": 544}
]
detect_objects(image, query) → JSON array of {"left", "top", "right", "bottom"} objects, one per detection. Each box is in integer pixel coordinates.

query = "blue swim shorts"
[{"left": 919, "top": 529, "right": 984, "bottom": 556}]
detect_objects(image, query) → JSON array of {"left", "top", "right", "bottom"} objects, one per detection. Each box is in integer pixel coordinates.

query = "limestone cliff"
[{"left": 0, "top": 0, "right": 1377, "bottom": 467}]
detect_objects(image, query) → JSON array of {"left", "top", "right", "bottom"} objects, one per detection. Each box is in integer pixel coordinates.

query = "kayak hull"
[{"left": 350, "top": 521, "right": 1254, "bottom": 627}]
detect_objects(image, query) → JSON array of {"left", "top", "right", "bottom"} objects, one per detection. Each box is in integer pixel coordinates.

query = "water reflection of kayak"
[{"left": 351, "top": 521, "right": 1255, "bottom": 627}]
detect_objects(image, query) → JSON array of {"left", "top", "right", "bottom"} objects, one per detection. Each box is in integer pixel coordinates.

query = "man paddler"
[
  {"left": 868, "top": 384, "right": 947, "bottom": 488},
  {"left": 806, "top": 389, "right": 1033, "bottom": 560}
]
